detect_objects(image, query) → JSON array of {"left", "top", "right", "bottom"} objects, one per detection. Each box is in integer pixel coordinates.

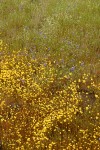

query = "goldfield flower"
[{"left": 0, "top": 41, "right": 100, "bottom": 149}]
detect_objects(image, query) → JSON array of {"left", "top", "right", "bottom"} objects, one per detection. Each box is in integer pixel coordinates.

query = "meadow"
[{"left": 0, "top": 0, "right": 100, "bottom": 149}]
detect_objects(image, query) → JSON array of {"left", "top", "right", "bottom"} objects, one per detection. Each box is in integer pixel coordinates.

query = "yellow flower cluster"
[{"left": 0, "top": 41, "right": 100, "bottom": 150}]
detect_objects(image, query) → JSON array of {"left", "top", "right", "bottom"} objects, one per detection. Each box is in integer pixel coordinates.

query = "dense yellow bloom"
[{"left": 0, "top": 41, "right": 100, "bottom": 150}]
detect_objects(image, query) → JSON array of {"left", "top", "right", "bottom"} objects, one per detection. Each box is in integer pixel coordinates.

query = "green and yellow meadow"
[{"left": 0, "top": 0, "right": 100, "bottom": 149}]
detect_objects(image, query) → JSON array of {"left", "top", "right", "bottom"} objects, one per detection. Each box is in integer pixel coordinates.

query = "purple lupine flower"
[
  {"left": 43, "top": 63, "right": 47, "bottom": 66},
  {"left": 80, "top": 62, "right": 84, "bottom": 66},
  {"left": 70, "top": 66, "right": 76, "bottom": 72}
]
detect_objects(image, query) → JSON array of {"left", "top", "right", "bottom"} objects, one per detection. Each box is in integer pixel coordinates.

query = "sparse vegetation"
[{"left": 0, "top": 0, "right": 100, "bottom": 149}]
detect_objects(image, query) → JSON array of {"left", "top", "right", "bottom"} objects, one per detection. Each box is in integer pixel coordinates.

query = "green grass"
[{"left": 1, "top": 0, "right": 100, "bottom": 78}]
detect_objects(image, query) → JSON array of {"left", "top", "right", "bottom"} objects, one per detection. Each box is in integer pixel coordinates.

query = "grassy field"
[{"left": 0, "top": 0, "right": 100, "bottom": 149}]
